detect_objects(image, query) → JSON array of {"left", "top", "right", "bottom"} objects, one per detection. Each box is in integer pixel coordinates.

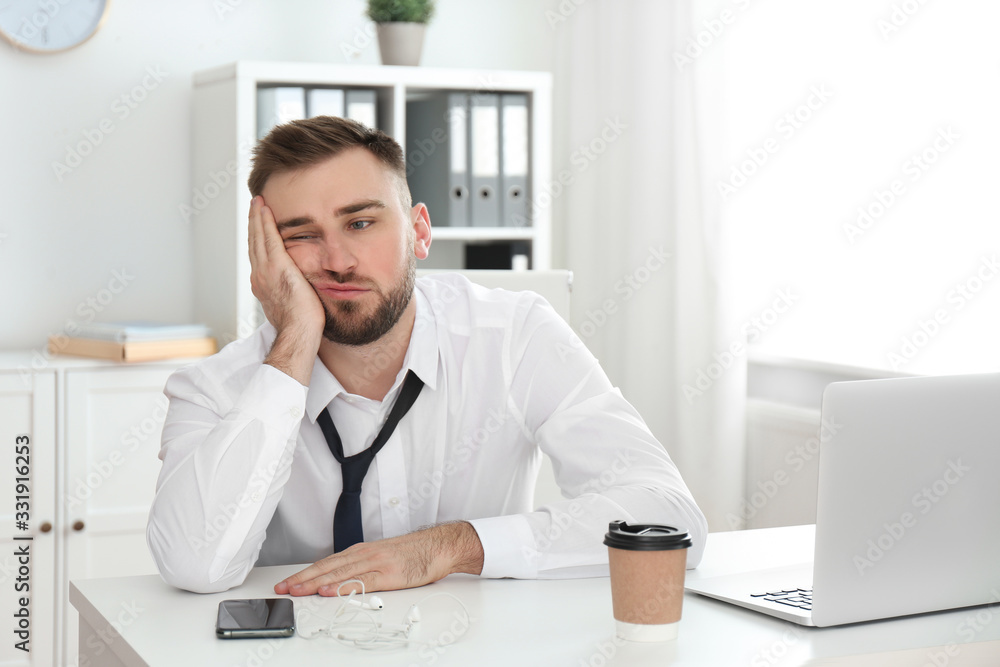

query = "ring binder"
[
  {"left": 501, "top": 93, "right": 530, "bottom": 228},
  {"left": 470, "top": 93, "right": 501, "bottom": 227}
]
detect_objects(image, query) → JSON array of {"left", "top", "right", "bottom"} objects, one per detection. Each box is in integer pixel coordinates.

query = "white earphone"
[
  {"left": 297, "top": 580, "right": 468, "bottom": 651},
  {"left": 344, "top": 595, "right": 384, "bottom": 610},
  {"left": 405, "top": 604, "right": 421, "bottom": 623}
]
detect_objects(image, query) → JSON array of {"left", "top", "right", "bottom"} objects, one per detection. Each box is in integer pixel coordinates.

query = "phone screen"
[{"left": 216, "top": 598, "right": 295, "bottom": 639}]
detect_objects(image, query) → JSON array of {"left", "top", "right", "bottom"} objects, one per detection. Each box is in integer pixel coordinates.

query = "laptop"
[{"left": 685, "top": 372, "right": 1000, "bottom": 627}]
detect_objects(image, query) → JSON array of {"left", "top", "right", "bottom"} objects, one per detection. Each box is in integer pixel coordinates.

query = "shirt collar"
[{"left": 304, "top": 286, "right": 439, "bottom": 423}]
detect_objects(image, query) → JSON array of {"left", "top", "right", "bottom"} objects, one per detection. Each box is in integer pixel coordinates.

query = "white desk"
[{"left": 71, "top": 526, "right": 1000, "bottom": 666}]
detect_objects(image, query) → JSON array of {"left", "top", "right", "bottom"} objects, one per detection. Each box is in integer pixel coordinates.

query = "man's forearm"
[
  {"left": 438, "top": 521, "right": 485, "bottom": 576},
  {"left": 265, "top": 324, "right": 322, "bottom": 386}
]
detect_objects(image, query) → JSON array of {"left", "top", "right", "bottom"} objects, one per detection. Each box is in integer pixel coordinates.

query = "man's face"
[{"left": 261, "top": 148, "right": 430, "bottom": 346}]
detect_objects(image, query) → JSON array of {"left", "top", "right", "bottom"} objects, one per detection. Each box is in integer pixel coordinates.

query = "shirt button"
[
  {"left": 251, "top": 491, "right": 263, "bottom": 503},
  {"left": 388, "top": 497, "right": 401, "bottom": 508},
  {"left": 289, "top": 406, "right": 301, "bottom": 419}
]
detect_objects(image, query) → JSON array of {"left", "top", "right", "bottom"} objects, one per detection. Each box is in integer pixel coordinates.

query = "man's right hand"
[{"left": 248, "top": 196, "right": 325, "bottom": 385}]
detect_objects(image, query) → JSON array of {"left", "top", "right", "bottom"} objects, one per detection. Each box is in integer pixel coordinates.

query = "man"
[{"left": 147, "top": 116, "right": 706, "bottom": 596}]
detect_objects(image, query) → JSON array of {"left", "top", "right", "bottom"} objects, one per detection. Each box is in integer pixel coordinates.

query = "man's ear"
[{"left": 411, "top": 203, "right": 432, "bottom": 260}]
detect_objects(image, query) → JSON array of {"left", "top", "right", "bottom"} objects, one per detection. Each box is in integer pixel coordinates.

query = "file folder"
[
  {"left": 405, "top": 92, "right": 471, "bottom": 227},
  {"left": 470, "top": 93, "right": 502, "bottom": 227},
  {"left": 500, "top": 94, "right": 530, "bottom": 228},
  {"left": 256, "top": 86, "right": 305, "bottom": 139},
  {"left": 446, "top": 94, "right": 471, "bottom": 228},
  {"left": 306, "top": 88, "right": 345, "bottom": 118},
  {"left": 345, "top": 89, "right": 378, "bottom": 129}
]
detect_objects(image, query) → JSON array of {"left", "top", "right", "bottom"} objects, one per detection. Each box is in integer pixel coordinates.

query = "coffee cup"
[{"left": 604, "top": 520, "right": 692, "bottom": 642}]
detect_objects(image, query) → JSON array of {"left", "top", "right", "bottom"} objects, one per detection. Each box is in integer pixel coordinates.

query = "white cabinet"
[
  {"left": 0, "top": 370, "right": 56, "bottom": 667},
  {"left": 0, "top": 354, "right": 184, "bottom": 667},
  {"left": 63, "top": 366, "right": 177, "bottom": 667},
  {"left": 190, "top": 61, "right": 553, "bottom": 345}
]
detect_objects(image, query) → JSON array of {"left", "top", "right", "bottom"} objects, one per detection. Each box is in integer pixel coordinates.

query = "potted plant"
[{"left": 367, "top": 0, "right": 435, "bottom": 67}]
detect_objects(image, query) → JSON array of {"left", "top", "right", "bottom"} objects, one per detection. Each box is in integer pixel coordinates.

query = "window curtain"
[{"left": 551, "top": 0, "right": 745, "bottom": 530}]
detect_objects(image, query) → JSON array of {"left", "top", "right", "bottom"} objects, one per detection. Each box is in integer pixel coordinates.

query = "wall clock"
[{"left": 0, "top": 0, "right": 110, "bottom": 54}]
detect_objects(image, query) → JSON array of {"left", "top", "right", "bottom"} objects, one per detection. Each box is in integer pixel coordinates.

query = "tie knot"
[{"left": 339, "top": 456, "right": 373, "bottom": 492}]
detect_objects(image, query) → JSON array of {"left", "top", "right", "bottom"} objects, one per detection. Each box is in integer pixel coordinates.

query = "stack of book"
[{"left": 49, "top": 322, "right": 217, "bottom": 363}]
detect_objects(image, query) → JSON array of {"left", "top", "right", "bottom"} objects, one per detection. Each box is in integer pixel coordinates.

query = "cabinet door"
[
  {"left": 0, "top": 372, "right": 56, "bottom": 667},
  {"left": 63, "top": 366, "right": 176, "bottom": 667}
]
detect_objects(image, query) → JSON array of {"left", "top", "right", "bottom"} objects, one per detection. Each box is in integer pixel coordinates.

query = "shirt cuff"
[
  {"left": 467, "top": 514, "right": 539, "bottom": 579},
  {"left": 235, "top": 363, "right": 309, "bottom": 429}
]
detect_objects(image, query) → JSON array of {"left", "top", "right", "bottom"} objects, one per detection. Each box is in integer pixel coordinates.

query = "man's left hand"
[{"left": 274, "top": 521, "right": 485, "bottom": 596}]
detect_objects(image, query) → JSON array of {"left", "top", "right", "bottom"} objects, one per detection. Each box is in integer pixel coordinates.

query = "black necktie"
[{"left": 316, "top": 370, "right": 424, "bottom": 553}]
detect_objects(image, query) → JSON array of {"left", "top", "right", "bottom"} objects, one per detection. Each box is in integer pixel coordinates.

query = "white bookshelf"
[
  {"left": 190, "top": 61, "right": 553, "bottom": 343},
  {"left": 432, "top": 227, "right": 535, "bottom": 241}
]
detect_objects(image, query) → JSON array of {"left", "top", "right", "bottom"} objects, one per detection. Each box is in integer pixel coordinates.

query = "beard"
[{"left": 314, "top": 254, "right": 416, "bottom": 346}]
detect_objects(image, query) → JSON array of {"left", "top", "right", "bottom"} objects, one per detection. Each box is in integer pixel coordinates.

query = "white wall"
[
  {"left": 717, "top": 1, "right": 1000, "bottom": 376},
  {"left": 0, "top": 0, "right": 561, "bottom": 350}
]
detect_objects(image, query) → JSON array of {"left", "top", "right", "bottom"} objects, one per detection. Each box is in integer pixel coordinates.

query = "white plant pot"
[{"left": 376, "top": 22, "right": 427, "bottom": 66}]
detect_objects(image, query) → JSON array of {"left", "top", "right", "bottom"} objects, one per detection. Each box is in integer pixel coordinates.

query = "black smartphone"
[{"left": 216, "top": 598, "right": 295, "bottom": 639}]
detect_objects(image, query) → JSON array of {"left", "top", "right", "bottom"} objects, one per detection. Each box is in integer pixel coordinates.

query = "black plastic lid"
[{"left": 603, "top": 520, "right": 693, "bottom": 551}]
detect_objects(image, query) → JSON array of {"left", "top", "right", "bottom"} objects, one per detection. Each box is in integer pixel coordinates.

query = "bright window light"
[{"left": 715, "top": 0, "right": 1000, "bottom": 375}]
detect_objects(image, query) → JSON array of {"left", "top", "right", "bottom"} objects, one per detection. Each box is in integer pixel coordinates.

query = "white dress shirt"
[{"left": 146, "top": 274, "right": 707, "bottom": 593}]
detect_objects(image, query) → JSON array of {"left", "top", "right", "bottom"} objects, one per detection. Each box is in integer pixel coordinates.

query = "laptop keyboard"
[{"left": 751, "top": 588, "right": 813, "bottom": 611}]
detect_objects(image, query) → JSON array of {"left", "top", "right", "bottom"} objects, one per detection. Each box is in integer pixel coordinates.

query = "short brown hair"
[{"left": 248, "top": 116, "right": 411, "bottom": 209}]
